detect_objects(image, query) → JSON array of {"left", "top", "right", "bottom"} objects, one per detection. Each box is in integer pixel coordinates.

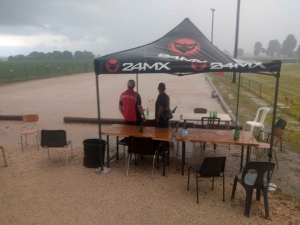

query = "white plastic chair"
[{"left": 243, "top": 107, "right": 270, "bottom": 140}]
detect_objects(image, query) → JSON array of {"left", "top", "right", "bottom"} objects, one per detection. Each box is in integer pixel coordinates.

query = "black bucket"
[{"left": 83, "top": 139, "right": 106, "bottom": 168}]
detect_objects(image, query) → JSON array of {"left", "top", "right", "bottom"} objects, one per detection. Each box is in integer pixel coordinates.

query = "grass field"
[
  {"left": 0, "top": 60, "right": 94, "bottom": 83},
  {"left": 210, "top": 64, "right": 300, "bottom": 151}
]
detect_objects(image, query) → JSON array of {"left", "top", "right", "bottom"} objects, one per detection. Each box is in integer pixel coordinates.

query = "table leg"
[
  {"left": 162, "top": 141, "right": 166, "bottom": 176},
  {"left": 106, "top": 135, "right": 110, "bottom": 168},
  {"left": 246, "top": 146, "right": 251, "bottom": 163},
  {"left": 116, "top": 136, "right": 119, "bottom": 162},
  {"left": 182, "top": 141, "right": 185, "bottom": 175},
  {"left": 226, "top": 121, "right": 229, "bottom": 129},
  {"left": 240, "top": 145, "right": 244, "bottom": 172}
]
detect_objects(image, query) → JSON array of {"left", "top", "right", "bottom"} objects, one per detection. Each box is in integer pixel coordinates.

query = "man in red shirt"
[{"left": 119, "top": 79, "right": 146, "bottom": 125}]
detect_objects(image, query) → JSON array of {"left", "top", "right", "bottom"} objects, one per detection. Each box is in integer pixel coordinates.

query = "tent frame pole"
[
  {"left": 268, "top": 70, "right": 280, "bottom": 162},
  {"left": 235, "top": 72, "right": 241, "bottom": 128},
  {"left": 96, "top": 74, "right": 103, "bottom": 171},
  {"left": 136, "top": 73, "right": 139, "bottom": 93}
]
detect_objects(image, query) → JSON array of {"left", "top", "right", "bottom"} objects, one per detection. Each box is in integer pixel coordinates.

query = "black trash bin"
[{"left": 83, "top": 139, "right": 106, "bottom": 168}]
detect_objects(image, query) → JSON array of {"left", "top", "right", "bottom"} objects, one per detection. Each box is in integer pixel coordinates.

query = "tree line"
[
  {"left": 7, "top": 50, "right": 95, "bottom": 61},
  {"left": 253, "top": 34, "right": 300, "bottom": 57}
]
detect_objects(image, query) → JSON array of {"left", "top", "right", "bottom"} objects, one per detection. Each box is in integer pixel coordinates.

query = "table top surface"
[
  {"left": 175, "top": 128, "right": 259, "bottom": 146},
  {"left": 146, "top": 112, "right": 231, "bottom": 122},
  {"left": 102, "top": 124, "right": 176, "bottom": 141}
]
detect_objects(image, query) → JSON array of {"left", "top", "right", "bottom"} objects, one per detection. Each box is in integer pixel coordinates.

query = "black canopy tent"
[{"left": 94, "top": 18, "right": 282, "bottom": 170}]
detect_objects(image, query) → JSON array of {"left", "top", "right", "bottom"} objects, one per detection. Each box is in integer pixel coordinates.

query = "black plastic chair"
[
  {"left": 187, "top": 156, "right": 226, "bottom": 203},
  {"left": 141, "top": 119, "right": 170, "bottom": 168},
  {"left": 117, "top": 119, "right": 157, "bottom": 163},
  {"left": 40, "top": 130, "right": 73, "bottom": 168},
  {"left": 1, "top": 146, "right": 8, "bottom": 167},
  {"left": 126, "top": 136, "right": 159, "bottom": 178},
  {"left": 231, "top": 161, "right": 275, "bottom": 219},
  {"left": 258, "top": 119, "right": 287, "bottom": 147},
  {"left": 143, "top": 119, "right": 170, "bottom": 168},
  {"left": 201, "top": 117, "right": 220, "bottom": 150}
]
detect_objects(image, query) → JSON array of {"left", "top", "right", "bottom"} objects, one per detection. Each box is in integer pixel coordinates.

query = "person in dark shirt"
[{"left": 155, "top": 83, "right": 170, "bottom": 128}]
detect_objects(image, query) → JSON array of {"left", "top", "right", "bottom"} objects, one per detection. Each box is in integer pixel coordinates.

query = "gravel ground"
[{"left": 0, "top": 73, "right": 299, "bottom": 224}]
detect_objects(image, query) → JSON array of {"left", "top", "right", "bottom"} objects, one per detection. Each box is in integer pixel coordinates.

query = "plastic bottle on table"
[{"left": 234, "top": 129, "right": 238, "bottom": 140}]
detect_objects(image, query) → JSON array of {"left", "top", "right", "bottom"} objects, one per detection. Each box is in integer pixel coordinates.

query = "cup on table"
[
  {"left": 249, "top": 136, "right": 255, "bottom": 143},
  {"left": 180, "top": 128, "right": 188, "bottom": 137},
  {"left": 239, "top": 133, "right": 244, "bottom": 142}
]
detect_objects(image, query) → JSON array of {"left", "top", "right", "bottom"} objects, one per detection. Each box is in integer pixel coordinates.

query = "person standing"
[
  {"left": 119, "top": 79, "right": 146, "bottom": 125},
  {"left": 155, "top": 83, "right": 170, "bottom": 128}
]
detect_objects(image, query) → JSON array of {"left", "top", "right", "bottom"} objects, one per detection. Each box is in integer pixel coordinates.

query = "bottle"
[
  {"left": 180, "top": 114, "right": 183, "bottom": 119},
  {"left": 139, "top": 123, "right": 143, "bottom": 133},
  {"left": 146, "top": 108, "right": 149, "bottom": 116},
  {"left": 234, "top": 129, "right": 238, "bottom": 140},
  {"left": 209, "top": 111, "right": 212, "bottom": 118}
]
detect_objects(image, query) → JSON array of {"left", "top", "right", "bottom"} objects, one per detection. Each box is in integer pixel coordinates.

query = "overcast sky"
[{"left": 0, "top": 0, "right": 299, "bottom": 57}]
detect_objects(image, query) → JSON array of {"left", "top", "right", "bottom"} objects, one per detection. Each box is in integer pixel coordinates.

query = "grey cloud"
[{"left": 1, "top": 0, "right": 300, "bottom": 57}]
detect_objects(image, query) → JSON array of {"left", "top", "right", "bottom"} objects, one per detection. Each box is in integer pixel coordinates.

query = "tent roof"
[{"left": 94, "top": 18, "right": 281, "bottom": 75}]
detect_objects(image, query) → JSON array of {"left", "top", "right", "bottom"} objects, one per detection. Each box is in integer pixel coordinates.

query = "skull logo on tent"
[
  {"left": 106, "top": 59, "right": 120, "bottom": 73},
  {"left": 191, "top": 62, "right": 206, "bottom": 72},
  {"left": 169, "top": 38, "right": 200, "bottom": 56}
]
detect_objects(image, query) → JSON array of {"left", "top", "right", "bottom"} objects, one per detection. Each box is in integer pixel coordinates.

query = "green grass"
[
  {"left": 210, "top": 64, "right": 300, "bottom": 152},
  {"left": 0, "top": 60, "right": 94, "bottom": 83}
]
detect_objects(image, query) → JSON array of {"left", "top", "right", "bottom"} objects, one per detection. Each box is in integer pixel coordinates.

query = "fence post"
[
  {"left": 248, "top": 79, "right": 251, "bottom": 91},
  {"left": 259, "top": 83, "right": 262, "bottom": 98}
]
